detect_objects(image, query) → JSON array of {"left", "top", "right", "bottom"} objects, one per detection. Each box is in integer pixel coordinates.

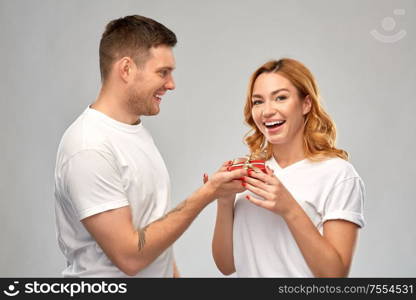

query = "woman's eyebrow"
[
  {"left": 252, "top": 94, "right": 263, "bottom": 99},
  {"left": 270, "top": 88, "right": 289, "bottom": 96},
  {"left": 252, "top": 88, "right": 289, "bottom": 99}
]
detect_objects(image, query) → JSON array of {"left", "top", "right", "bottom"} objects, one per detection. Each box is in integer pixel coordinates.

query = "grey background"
[{"left": 1, "top": 0, "right": 415, "bottom": 277}]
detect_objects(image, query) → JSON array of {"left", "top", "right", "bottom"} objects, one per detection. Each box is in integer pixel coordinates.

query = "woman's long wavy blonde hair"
[{"left": 244, "top": 58, "right": 348, "bottom": 161}]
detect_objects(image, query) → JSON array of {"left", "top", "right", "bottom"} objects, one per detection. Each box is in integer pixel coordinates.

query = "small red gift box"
[{"left": 227, "top": 156, "right": 267, "bottom": 176}]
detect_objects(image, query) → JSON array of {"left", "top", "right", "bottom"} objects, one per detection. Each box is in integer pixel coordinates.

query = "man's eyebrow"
[{"left": 157, "top": 66, "right": 175, "bottom": 71}]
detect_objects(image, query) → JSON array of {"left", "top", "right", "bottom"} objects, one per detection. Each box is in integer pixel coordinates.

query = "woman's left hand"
[{"left": 243, "top": 166, "right": 297, "bottom": 217}]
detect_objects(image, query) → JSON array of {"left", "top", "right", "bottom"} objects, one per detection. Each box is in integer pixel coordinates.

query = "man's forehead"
[{"left": 147, "top": 45, "right": 175, "bottom": 66}]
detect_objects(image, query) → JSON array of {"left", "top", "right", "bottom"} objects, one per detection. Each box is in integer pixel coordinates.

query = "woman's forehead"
[{"left": 253, "top": 73, "right": 294, "bottom": 94}]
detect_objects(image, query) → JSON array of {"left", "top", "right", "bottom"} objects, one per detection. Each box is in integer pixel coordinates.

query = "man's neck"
[{"left": 91, "top": 88, "right": 141, "bottom": 125}]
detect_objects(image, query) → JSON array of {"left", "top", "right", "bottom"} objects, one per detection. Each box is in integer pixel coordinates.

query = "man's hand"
[{"left": 203, "top": 161, "right": 247, "bottom": 199}]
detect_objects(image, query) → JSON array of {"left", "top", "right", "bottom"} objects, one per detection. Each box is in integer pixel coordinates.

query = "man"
[{"left": 54, "top": 15, "right": 246, "bottom": 277}]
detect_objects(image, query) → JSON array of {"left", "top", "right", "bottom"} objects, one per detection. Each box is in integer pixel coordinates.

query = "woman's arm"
[
  {"left": 212, "top": 196, "right": 236, "bottom": 275},
  {"left": 173, "top": 259, "right": 180, "bottom": 278},
  {"left": 244, "top": 168, "right": 359, "bottom": 277},
  {"left": 282, "top": 203, "right": 358, "bottom": 277}
]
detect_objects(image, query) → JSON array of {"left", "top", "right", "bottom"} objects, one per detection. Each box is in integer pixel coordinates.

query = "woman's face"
[{"left": 251, "top": 72, "right": 311, "bottom": 147}]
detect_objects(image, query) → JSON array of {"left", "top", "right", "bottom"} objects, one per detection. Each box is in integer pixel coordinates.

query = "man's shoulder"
[{"left": 57, "top": 109, "right": 111, "bottom": 159}]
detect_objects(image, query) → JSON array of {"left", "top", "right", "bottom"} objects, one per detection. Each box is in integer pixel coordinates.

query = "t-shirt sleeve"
[
  {"left": 62, "top": 149, "right": 129, "bottom": 220},
  {"left": 322, "top": 177, "right": 365, "bottom": 228}
]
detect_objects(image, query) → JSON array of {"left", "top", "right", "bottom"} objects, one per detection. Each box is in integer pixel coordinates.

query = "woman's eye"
[
  {"left": 275, "top": 95, "right": 287, "bottom": 101},
  {"left": 252, "top": 100, "right": 263, "bottom": 105}
]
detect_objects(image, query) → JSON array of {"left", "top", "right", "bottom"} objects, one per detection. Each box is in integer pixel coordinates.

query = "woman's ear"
[{"left": 303, "top": 95, "right": 312, "bottom": 115}]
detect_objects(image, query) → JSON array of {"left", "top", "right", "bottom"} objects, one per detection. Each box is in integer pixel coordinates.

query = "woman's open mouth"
[
  {"left": 264, "top": 120, "right": 286, "bottom": 132},
  {"left": 264, "top": 120, "right": 285, "bottom": 128}
]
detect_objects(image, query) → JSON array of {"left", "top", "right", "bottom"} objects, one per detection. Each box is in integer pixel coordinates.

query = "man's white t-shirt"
[
  {"left": 54, "top": 107, "right": 173, "bottom": 277},
  {"left": 233, "top": 156, "right": 365, "bottom": 277}
]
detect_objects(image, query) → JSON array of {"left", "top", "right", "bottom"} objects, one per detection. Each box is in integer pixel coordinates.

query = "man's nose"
[{"left": 165, "top": 75, "right": 175, "bottom": 90}]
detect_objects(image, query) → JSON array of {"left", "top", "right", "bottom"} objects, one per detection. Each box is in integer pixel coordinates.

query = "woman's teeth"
[{"left": 264, "top": 120, "right": 285, "bottom": 128}]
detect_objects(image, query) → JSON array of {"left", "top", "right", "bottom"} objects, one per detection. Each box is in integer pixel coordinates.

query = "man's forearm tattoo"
[
  {"left": 154, "top": 199, "right": 188, "bottom": 224},
  {"left": 137, "top": 226, "right": 148, "bottom": 252},
  {"left": 136, "top": 200, "right": 188, "bottom": 252}
]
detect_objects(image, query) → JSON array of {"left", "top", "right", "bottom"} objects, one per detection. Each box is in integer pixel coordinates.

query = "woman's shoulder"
[{"left": 308, "top": 157, "right": 361, "bottom": 181}]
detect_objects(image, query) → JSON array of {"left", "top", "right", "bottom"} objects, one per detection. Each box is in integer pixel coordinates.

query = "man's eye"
[{"left": 159, "top": 70, "right": 168, "bottom": 77}]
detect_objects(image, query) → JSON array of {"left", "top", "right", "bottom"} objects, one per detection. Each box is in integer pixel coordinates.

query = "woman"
[{"left": 211, "top": 58, "right": 365, "bottom": 277}]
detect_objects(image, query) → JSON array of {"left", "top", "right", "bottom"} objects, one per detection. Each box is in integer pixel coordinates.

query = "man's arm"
[{"left": 82, "top": 168, "right": 247, "bottom": 276}]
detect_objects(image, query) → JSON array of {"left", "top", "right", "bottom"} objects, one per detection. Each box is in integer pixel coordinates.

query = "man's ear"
[
  {"left": 303, "top": 95, "right": 312, "bottom": 115},
  {"left": 118, "top": 57, "right": 135, "bottom": 83}
]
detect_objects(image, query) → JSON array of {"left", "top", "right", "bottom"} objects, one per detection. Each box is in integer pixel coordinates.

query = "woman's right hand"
[{"left": 203, "top": 161, "right": 247, "bottom": 200}]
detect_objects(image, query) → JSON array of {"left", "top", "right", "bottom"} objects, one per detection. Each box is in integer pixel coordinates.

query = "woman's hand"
[{"left": 243, "top": 166, "right": 297, "bottom": 217}]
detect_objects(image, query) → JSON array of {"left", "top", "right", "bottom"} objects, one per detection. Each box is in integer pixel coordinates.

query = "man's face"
[{"left": 127, "top": 45, "right": 176, "bottom": 117}]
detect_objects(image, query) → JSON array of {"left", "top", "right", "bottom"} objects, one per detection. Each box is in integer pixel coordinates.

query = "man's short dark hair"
[{"left": 99, "top": 15, "right": 177, "bottom": 82}]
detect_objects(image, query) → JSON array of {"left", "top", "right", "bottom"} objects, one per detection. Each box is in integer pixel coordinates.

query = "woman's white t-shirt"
[{"left": 233, "top": 156, "right": 365, "bottom": 277}]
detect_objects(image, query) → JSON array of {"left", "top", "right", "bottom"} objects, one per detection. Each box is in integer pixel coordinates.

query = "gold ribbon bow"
[{"left": 231, "top": 154, "right": 265, "bottom": 173}]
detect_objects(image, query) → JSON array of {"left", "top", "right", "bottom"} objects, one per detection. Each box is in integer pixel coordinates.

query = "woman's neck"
[{"left": 271, "top": 136, "right": 306, "bottom": 168}]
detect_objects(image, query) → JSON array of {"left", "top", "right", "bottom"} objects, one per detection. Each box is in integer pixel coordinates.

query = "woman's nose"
[{"left": 262, "top": 102, "right": 276, "bottom": 118}]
